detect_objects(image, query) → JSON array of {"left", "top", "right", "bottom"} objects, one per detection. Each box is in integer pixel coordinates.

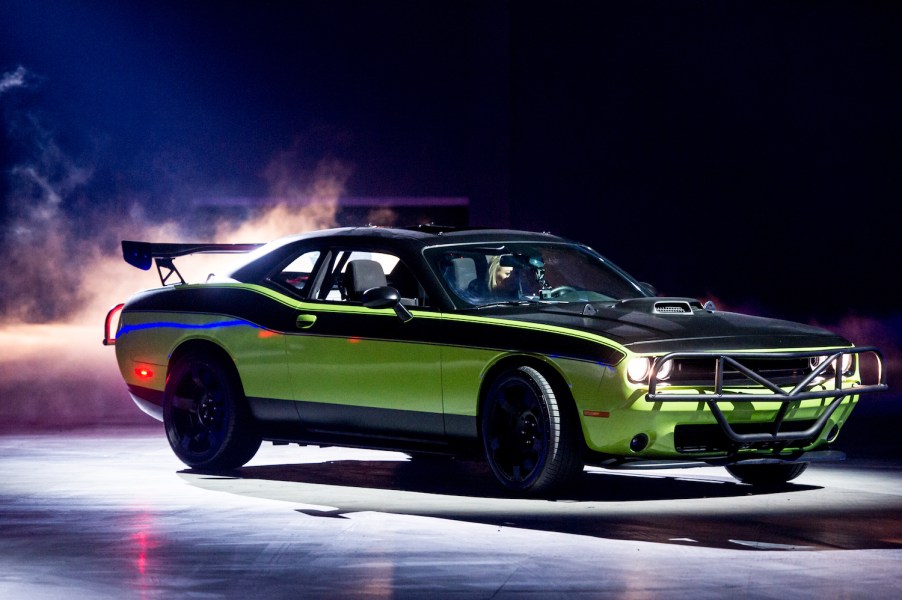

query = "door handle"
[{"left": 296, "top": 314, "right": 317, "bottom": 329}]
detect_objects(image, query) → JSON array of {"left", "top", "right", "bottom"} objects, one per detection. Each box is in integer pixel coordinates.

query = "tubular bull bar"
[{"left": 646, "top": 347, "right": 888, "bottom": 446}]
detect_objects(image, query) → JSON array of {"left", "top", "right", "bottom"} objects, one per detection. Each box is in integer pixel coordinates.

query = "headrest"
[
  {"left": 346, "top": 259, "right": 387, "bottom": 298},
  {"left": 450, "top": 257, "right": 476, "bottom": 290}
]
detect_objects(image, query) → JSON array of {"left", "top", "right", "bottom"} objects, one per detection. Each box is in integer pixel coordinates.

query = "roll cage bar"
[{"left": 646, "top": 347, "right": 888, "bottom": 448}]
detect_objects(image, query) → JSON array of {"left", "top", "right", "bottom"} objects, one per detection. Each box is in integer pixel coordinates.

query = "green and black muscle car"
[{"left": 104, "top": 225, "right": 887, "bottom": 495}]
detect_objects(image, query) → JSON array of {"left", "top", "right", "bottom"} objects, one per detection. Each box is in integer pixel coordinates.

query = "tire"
[
  {"left": 725, "top": 462, "right": 809, "bottom": 486},
  {"left": 481, "top": 365, "right": 583, "bottom": 495},
  {"left": 163, "top": 351, "right": 261, "bottom": 470}
]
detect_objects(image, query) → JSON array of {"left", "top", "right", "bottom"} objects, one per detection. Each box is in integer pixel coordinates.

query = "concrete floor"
[{"left": 1, "top": 426, "right": 901, "bottom": 599}]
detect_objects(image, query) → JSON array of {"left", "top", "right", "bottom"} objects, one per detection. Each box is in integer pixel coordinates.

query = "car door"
[{"left": 280, "top": 246, "right": 444, "bottom": 440}]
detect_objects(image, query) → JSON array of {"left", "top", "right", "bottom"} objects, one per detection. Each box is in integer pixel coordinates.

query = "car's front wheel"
[
  {"left": 163, "top": 351, "right": 261, "bottom": 470},
  {"left": 725, "top": 462, "right": 808, "bottom": 486},
  {"left": 481, "top": 365, "right": 583, "bottom": 495}
]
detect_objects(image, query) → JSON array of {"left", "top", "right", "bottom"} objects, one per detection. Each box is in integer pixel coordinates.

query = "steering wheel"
[{"left": 547, "top": 286, "right": 578, "bottom": 299}]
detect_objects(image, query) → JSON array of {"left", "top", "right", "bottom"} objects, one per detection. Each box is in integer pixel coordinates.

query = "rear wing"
[{"left": 122, "top": 240, "right": 263, "bottom": 286}]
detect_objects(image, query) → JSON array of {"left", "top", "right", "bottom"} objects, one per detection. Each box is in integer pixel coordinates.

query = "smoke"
[
  {"left": 0, "top": 65, "right": 348, "bottom": 429},
  {"left": 68, "top": 153, "right": 349, "bottom": 325},
  {"left": 0, "top": 65, "right": 31, "bottom": 95},
  {"left": 2, "top": 135, "right": 94, "bottom": 321},
  {"left": 1, "top": 65, "right": 93, "bottom": 322}
]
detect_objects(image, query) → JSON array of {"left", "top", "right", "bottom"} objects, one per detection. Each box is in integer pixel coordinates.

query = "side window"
[
  {"left": 272, "top": 250, "right": 321, "bottom": 295},
  {"left": 436, "top": 251, "right": 487, "bottom": 306},
  {"left": 386, "top": 257, "right": 429, "bottom": 308},
  {"left": 314, "top": 250, "right": 430, "bottom": 307},
  {"left": 335, "top": 251, "right": 394, "bottom": 303}
]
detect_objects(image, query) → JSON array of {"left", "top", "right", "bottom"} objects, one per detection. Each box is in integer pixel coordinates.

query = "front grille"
[
  {"left": 674, "top": 419, "right": 818, "bottom": 453},
  {"left": 667, "top": 356, "right": 812, "bottom": 387}
]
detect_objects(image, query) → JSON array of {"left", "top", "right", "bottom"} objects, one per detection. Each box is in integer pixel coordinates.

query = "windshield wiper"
[{"left": 473, "top": 298, "right": 542, "bottom": 310}]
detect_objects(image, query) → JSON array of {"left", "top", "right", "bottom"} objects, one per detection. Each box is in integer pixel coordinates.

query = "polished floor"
[{"left": 2, "top": 424, "right": 901, "bottom": 599}]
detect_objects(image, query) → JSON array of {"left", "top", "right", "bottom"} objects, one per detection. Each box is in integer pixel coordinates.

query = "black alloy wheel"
[
  {"left": 481, "top": 365, "right": 582, "bottom": 495},
  {"left": 163, "top": 352, "right": 261, "bottom": 470}
]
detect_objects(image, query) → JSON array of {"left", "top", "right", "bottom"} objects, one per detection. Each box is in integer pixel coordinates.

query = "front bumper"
[{"left": 646, "top": 347, "right": 887, "bottom": 450}]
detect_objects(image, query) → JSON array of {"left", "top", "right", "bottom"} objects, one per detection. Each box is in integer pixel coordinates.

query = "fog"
[
  {"left": 0, "top": 195, "right": 343, "bottom": 430},
  {"left": 0, "top": 65, "right": 350, "bottom": 428}
]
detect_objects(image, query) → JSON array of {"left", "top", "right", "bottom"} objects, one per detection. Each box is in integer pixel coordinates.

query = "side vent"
[{"left": 654, "top": 301, "right": 693, "bottom": 315}]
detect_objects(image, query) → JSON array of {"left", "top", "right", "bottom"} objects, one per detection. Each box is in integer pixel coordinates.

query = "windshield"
[{"left": 426, "top": 242, "right": 649, "bottom": 308}]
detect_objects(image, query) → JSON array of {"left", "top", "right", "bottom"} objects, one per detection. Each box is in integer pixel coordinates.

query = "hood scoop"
[
  {"left": 615, "top": 297, "right": 704, "bottom": 315},
  {"left": 653, "top": 300, "right": 694, "bottom": 314}
]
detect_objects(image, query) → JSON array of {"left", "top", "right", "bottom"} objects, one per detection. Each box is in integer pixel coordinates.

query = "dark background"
[{"left": 2, "top": 0, "right": 900, "bottom": 323}]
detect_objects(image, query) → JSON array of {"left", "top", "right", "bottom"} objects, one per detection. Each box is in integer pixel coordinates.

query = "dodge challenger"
[{"left": 104, "top": 225, "right": 887, "bottom": 495}]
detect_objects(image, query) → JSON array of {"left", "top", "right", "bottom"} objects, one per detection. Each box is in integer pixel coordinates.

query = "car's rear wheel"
[
  {"left": 481, "top": 365, "right": 583, "bottom": 495},
  {"left": 163, "top": 351, "right": 261, "bottom": 470},
  {"left": 725, "top": 462, "right": 809, "bottom": 486}
]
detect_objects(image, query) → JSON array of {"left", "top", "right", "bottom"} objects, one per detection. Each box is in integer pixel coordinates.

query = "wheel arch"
[
  {"left": 477, "top": 354, "right": 584, "bottom": 450},
  {"left": 162, "top": 337, "right": 262, "bottom": 470},
  {"left": 167, "top": 339, "right": 243, "bottom": 393}
]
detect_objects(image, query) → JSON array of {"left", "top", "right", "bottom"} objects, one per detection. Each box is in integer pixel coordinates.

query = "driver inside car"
[
  {"left": 487, "top": 255, "right": 516, "bottom": 297},
  {"left": 484, "top": 254, "right": 546, "bottom": 301}
]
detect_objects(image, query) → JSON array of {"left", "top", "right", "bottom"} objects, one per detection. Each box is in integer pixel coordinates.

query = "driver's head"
[{"left": 487, "top": 256, "right": 515, "bottom": 290}]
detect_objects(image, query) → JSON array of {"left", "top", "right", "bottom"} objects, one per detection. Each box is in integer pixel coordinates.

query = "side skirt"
[{"left": 248, "top": 397, "right": 480, "bottom": 457}]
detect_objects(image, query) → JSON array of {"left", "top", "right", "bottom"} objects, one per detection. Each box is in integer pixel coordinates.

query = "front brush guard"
[{"left": 646, "top": 347, "right": 887, "bottom": 446}]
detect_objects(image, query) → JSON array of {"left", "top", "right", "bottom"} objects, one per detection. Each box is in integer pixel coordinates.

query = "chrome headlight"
[
  {"left": 839, "top": 352, "right": 854, "bottom": 375},
  {"left": 809, "top": 353, "right": 854, "bottom": 376},
  {"left": 627, "top": 357, "right": 651, "bottom": 383},
  {"left": 655, "top": 357, "right": 674, "bottom": 380},
  {"left": 627, "top": 356, "right": 673, "bottom": 383}
]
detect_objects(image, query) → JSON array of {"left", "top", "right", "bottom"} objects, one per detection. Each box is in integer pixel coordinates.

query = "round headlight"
[
  {"left": 839, "top": 353, "right": 853, "bottom": 375},
  {"left": 655, "top": 358, "right": 674, "bottom": 380},
  {"left": 810, "top": 353, "right": 854, "bottom": 376},
  {"left": 627, "top": 357, "right": 651, "bottom": 383},
  {"left": 809, "top": 355, "right": 827, "bottom": 371}
]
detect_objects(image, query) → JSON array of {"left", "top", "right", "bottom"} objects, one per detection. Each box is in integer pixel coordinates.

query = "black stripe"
[{"left": 125, "top": 287, "right": 624, "bottom": 365}]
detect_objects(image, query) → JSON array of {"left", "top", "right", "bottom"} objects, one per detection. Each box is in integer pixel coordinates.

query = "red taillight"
[{"left": 103, "top": 303, "right": 125, "bottom": 346}]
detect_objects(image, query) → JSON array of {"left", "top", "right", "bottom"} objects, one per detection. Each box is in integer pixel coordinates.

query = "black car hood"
[{"left": 478, "top": 297, "right": 850, "bottom": 353}]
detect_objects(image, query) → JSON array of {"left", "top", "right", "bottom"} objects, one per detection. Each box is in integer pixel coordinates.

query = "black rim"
[
  {"left": 484, "top": 375, "right": 549, "bottom": 485},
  {"left": 169, "top": 362, "right": 229, "bottom": 458}
]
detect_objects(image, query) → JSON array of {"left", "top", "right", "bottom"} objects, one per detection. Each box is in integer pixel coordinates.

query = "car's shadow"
[
  {"left": 174, "top": 457, "right": 902, "bottom": 552},
  {"left": 216, "top": 457, "right": 817, "bottom": 502}
]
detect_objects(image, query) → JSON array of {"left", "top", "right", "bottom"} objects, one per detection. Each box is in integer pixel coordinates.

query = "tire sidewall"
[
  {"left": 481, "top": 365, "right": 567, "bottom": 493},
  {"left": 163, "top": 352, "right": 258, "bottom": 470}
]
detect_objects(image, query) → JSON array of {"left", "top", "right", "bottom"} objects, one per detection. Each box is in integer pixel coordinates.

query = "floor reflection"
[
  {"left": 183, "top": 456, "right": 902, "bottom": 551},
  {"left": 1, "top": 431, "right": 901, "bottom": 599}
]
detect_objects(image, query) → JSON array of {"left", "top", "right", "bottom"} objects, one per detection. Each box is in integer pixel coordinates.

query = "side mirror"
[
  {"left": 361, "top": 286, "right": 413, "bottom": 323},
  {"left": 362, "top": 286, "right": 400, "bottom": 308}
]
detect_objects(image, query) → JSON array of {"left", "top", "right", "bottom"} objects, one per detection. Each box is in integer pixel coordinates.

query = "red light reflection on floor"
[{"left": 127, "top": 511, "right": 158, "bottom": 580}]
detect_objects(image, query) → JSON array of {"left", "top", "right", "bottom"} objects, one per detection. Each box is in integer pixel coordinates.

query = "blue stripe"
[{"left": 118, "top": 319, "right": 260, "bottom": 338}]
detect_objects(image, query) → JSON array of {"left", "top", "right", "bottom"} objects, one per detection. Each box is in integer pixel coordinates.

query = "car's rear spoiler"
[{"left": 122, "top": 240, "right": 263, "bottom": 286}]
